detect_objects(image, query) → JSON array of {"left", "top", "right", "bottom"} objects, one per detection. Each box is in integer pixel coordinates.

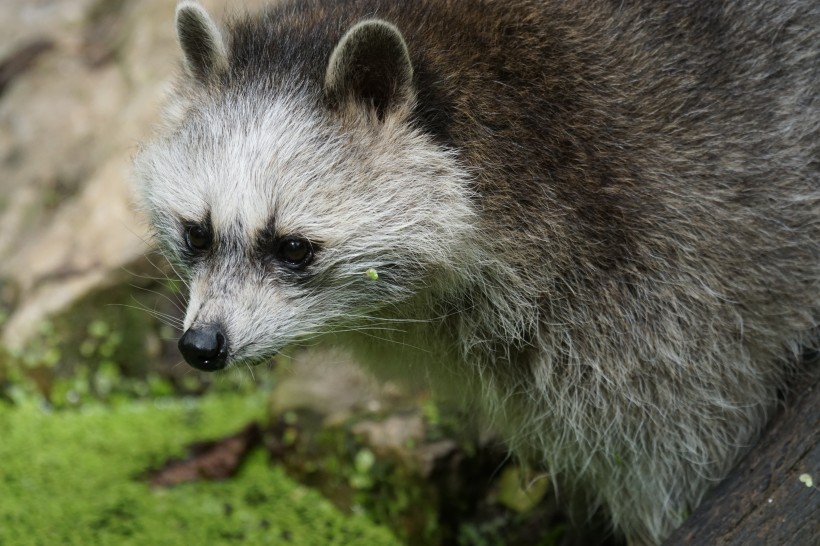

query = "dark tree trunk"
[{"left": 664, "top": 363, "right": 820, "bottom": 546}]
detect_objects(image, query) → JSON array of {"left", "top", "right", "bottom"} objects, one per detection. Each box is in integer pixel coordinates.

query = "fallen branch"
[{"left": 664, "top": 365, "right": 820, "bottom": 545}]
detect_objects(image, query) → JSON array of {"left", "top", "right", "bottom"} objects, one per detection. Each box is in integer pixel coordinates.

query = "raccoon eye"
[
  {"left": 184, "top": 224, "right": 211, "bottom": 252},
  {"left": 275, "top": 237, "right": 313, "bottom": 269}
]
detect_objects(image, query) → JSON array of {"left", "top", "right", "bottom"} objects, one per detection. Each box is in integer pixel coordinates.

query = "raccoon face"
[{"left": 135, "top": 4, "right": 477, "bottom": 371}]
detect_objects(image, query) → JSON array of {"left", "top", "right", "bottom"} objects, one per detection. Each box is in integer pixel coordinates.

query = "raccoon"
[{"left": 134, "top": 0, "right": 820, "bottom": 543}]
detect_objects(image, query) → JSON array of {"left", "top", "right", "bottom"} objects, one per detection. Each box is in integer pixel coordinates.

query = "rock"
[
  {"left": 269, "top": 348, "right": 415, "bottom": 421},
  {"left": 0, "top": 0, "right": 269, "bottom": 348}
]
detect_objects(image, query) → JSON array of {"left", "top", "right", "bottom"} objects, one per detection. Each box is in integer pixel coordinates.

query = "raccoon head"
[{"left": 135, "top": 4, "right": 478, "bottom": 371}]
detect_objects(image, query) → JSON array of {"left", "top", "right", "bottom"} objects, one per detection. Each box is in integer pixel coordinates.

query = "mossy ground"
[
  {"left": 0, "top": 278, "right": 581, "bottom": 546},
  {"left": 0, "top": 392, "right": 400, "bottom": 546}
]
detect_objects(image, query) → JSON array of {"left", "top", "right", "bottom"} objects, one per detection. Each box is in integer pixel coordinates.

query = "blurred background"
[
  {"left": 0, "top": 1, "right": 600, "bottom": 544},
  {"left": 0, "top": 0, "right": 285, "bottom": 413}
]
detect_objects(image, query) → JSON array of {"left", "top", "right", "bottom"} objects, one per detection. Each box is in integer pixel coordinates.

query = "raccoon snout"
[{"left": 178, "top": 324, "right": 229, "bottom": 372}]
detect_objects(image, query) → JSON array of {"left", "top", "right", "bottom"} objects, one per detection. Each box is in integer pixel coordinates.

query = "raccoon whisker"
[
  {"left": 271, "top": 350, "right": 297, "bottom": 362},
  {"left": 303, "top": 325, "right": 433, "bottom": 354},
  {"left": 118, "top": 249, "right": 184, "bottom": 286},
  {"left": 171, "top": 359, "right": 189, "bottom": 371},
  {"left": 120, "top": 267, "right": 176, "bottom": 284},
  {"left": 126, "top": 283, "right": 187, "bottom": 315},
  {"left": 109, "top": 300, "right": 182, "bottom": 325},
  {"left": 122, "top": 267, "right": 189, "bottom": 308},
  {"left": 160, "top": 257, "right": 191, "bottom": 292},
  {"left": 125, "top": 278, "right": 188, "bottom": 311},
  {"left": 109, "top": 302, "right": 184, "bottom": 329},
  {"left": 170, "top": 271, "right": 191, "bottom": 293},
  {"left": 144, "top": 249, "right": 188, "bottom": 286},
  {"left": 136, "top": 243, "right": 192, "bottom": 293},
  {"left": 121, "top": 222, "right": 155, "bottom": 244},
  {"left": 142, "top": 311, "right": 184, "bottom": 329},
  {"left": 120, "top": 221, "right": 164, "bottom": 259},
  {"left": 121, "top": 249, "right": 192, "bottom": 311},
  {"left": 332, "top": 323, "right": 407, "bottom": 334},
  {"left": 330, "top": 313, "right": 439, "bottom": 325}
]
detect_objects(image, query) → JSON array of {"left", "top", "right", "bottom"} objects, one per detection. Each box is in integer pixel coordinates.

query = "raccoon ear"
[
  {"left": 176, "top": 1, "right": 228, "bottom": 83},
  {"left": 325, "top": 19, "right": 414, "bottom": 119}
]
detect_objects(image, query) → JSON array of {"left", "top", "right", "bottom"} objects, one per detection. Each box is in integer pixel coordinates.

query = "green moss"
[{"left": 0, "top": 392, "right": 400, "bottom": 546}]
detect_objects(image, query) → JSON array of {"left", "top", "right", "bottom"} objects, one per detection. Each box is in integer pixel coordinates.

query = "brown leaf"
[{"left": 148, "top": 422, "right": 262, "bottom": 487}]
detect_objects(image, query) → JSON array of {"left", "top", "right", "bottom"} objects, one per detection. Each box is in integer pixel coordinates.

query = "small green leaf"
[
  {"left": 496, "top": 465, "right": 550, "bottom": 514},
  {"left": 354, "top": 448, "right": 375, "bottom": 473},
  {"left": 87, "top": 320, "right": 110, "bottom": 339},
  {"left": 365, "top": 268, "right": 378, "bottom": 280}
]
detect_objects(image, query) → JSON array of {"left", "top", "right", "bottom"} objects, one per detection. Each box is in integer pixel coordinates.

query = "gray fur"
[{"left": 135, "top": 1, "right": 820, "bottom": 543}]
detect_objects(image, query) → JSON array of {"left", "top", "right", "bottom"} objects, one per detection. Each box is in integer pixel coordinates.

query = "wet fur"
[{"left": 135, "top": 1, "right": 820, "bottom": 543}]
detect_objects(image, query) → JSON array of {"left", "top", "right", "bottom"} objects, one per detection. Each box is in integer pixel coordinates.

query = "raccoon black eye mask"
[
  {"left": 182, "top": 221, "right": 314, "bottom": 270},
  {"left": 135, "top": 1, "right": 820, "bottom": 543}
]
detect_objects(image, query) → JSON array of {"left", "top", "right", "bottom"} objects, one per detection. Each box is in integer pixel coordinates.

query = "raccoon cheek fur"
[{"left": 135, "top": 1, "right": 820, "bottom": 544}]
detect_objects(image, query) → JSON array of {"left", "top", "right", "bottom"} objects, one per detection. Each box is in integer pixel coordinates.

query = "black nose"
[{"left": 178, "top": 324, "right": 228, "bottom": 371}]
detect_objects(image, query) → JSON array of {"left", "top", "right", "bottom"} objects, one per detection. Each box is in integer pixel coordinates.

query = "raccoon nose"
[{"left": 178, "top": 324, "right": 228, "bottom": 372}]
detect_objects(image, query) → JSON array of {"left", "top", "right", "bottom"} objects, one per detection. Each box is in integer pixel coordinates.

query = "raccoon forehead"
[
  {"left": 139, "top": 91, "right": 476, "bottom": 252},
  {"left": 141, "top": 95, "right": 339, "bottom": 236}
]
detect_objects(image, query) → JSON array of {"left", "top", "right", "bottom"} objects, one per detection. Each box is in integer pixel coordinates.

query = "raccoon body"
[{"left": 135, "top": 1, "right": 820, "bottom": 543}]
